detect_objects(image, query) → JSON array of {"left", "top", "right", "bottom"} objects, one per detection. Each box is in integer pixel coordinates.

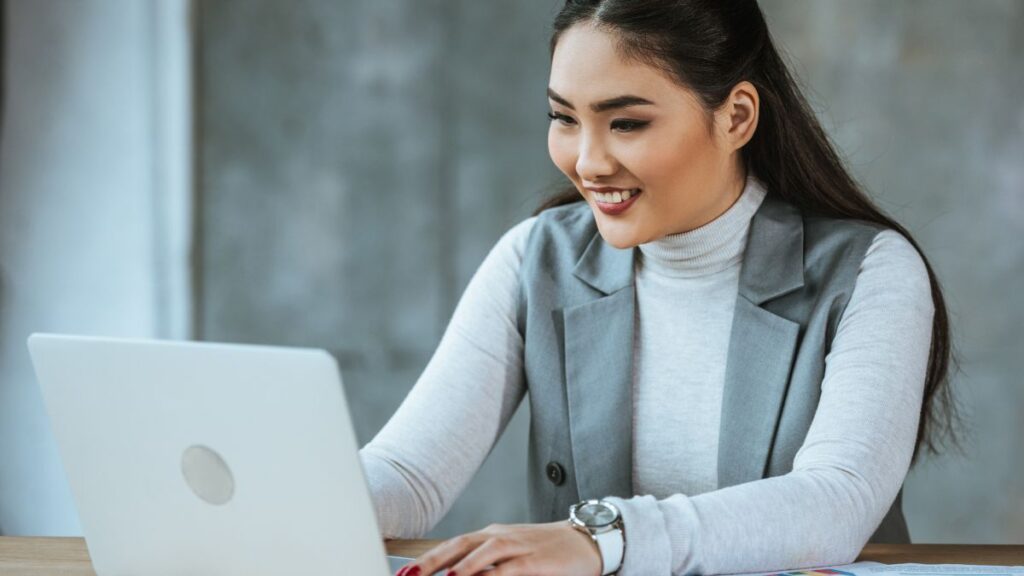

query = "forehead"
[{"left": 549, "top": 23, "right": 681, "bottom": 104}]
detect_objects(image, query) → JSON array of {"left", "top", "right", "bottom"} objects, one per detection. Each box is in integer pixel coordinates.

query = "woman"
[{"left": 360, "top": 1, "right": 957, "bottom": 575}]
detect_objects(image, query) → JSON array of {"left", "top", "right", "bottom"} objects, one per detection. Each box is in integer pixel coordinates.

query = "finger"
[
  {"left": 450, "top": 536, "right": 527, "bottom": 576},
  {"left": 408, "top": 532, "right": 486, "bottom": 575},
  {"left": 484, "top": 555, "right": 543, "bottom": 576}
]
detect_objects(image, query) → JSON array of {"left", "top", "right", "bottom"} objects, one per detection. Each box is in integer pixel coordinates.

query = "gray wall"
[{"left": 197, "top": 0, "right": 1023, "bottom": 543}]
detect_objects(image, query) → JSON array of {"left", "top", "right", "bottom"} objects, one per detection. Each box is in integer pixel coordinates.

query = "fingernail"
[
  {"left": 407, "top": 567, "right": 421, "bottom": 576},
  {"left": 446, "top": 570, "right": 457, "bottom": 576}
]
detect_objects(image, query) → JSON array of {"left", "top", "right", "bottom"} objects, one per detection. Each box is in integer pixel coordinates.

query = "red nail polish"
[
  {"left": 446, "top": 570, "right": 457, "bottom": 576},
  {"left": 407, "top": 567, "right": 421, "bottom": 576}
]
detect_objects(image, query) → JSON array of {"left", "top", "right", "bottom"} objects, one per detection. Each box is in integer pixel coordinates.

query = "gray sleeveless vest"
[{"left": 516, "top": 193, "right": 910, "bottom": 544}]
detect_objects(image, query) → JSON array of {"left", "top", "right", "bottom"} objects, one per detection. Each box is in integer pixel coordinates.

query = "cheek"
[
  {"left": 634, "top": 129, "right": 708, "bottom": 187},
  {"left": 548, "top": 129, "right": 578, "bottom": 180}
]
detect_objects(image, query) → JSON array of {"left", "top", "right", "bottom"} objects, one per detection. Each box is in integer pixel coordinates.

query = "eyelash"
[{"left": 546, "top": 111, "right": 649, "bottom": 133}]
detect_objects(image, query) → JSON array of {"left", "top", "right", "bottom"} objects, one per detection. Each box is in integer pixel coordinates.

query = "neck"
[{"left": 637, "top": 172, "right": 766, "bottom": 278}]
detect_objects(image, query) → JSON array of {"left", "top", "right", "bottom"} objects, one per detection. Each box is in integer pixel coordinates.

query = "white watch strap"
[{"left": 594, "top": 527, "right": 624, "bottom": 575}]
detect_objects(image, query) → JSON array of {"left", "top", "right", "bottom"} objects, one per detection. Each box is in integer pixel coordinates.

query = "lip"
[
  {"left": 585, "top": 185, "right": 639, "bottom": 193},
  {"left": 592, "top": 189, "right": 642, "bottom": 216}
]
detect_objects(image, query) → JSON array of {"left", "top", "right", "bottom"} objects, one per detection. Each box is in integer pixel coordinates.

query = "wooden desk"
[{"left": 1, "top": 537, "right": 1022, "bottom": 575}]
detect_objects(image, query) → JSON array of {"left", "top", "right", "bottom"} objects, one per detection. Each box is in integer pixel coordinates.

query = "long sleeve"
[
  {"left": 605, "top": 229, "right": 936, "bottom": 575},
  {"left": 358, "top": 217, "right": 537, "bottom": 538}
]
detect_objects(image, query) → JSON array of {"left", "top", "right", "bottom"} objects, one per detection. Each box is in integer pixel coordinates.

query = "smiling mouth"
[
  {"left": 592, "top": 188, "right": 641, "bottom": 204},
  {"left": 592, "top": 189, "right": 642, "bottom": 216}
]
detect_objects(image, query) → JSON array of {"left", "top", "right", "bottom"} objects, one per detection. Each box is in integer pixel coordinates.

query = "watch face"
[{"left": 576, "top": 502, "right": 618, "bottom": 527}]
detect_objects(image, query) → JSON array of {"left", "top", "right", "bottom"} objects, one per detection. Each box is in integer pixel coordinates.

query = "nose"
[{"left": 575, "top": 134, "right": 617, "bottom": 181}]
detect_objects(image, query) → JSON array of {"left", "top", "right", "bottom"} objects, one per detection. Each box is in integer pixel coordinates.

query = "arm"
[
  {"left": 359, "top": 217, "right": 538, "bottom": 538},
  {"left": 605, "top": 229, "right": 936, "bottom": 575}
]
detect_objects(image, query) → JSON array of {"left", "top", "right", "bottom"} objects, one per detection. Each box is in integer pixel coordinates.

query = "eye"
[
  {"left": 611, "top": 119, "right": 650, "bottom": 132},
  {"left": 547, "top": 111, "right": 577, "bottom": 126}
]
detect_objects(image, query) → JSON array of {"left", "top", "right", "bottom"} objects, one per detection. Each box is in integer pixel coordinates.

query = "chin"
[{"left": 593, "top": 219, "right": 644, "bottom": 250}]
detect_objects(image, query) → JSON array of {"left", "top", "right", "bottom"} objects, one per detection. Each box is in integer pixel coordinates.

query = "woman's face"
[{"left": 547, "top": 23, "right": 755, "bottom": 248}]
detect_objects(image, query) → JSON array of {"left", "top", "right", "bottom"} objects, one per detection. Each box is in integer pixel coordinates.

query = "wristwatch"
[{"left": 568, "top": 499, "right": 625, "bottom": 576}]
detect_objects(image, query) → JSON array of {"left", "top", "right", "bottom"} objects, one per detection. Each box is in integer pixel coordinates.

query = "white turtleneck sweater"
[{"left": 359, "top": 177, "right": 935, "bottom": 575}]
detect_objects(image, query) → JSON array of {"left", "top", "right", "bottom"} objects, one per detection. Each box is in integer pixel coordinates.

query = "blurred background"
[{"left": 1, "top": 0, "right": 1021, "bottom": 543}]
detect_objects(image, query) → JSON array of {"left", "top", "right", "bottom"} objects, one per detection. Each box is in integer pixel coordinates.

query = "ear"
[{"left": 714, "top": 81, "right": 759, "bottom": 151}]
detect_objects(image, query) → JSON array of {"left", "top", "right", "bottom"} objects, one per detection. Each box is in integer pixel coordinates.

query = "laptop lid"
[{"left": 28, "top": 333, "right": 393, "bottom": 576}]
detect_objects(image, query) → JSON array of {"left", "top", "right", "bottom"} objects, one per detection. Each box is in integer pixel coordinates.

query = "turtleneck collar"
[{"left": 637, "top": 175, "right": 768, "bottom": 278}]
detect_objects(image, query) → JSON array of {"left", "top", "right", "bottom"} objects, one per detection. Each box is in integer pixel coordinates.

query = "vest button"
[{"left": 545, "top": 461, "right": 565, "bottom": 486}]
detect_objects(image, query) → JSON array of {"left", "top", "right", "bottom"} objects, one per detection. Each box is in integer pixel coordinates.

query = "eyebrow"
[{"left": 547, "top": 87, "right": 656, "bottom": 113}]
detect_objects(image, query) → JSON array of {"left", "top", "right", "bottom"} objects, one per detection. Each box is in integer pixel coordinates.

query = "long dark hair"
[{"left": 540, "top": 0, "right": 960, "bottom": 463}]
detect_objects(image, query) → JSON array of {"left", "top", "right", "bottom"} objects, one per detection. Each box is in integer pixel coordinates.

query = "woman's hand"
[{"left": 396, "top": 520, "right": 603, "bottom": 576}]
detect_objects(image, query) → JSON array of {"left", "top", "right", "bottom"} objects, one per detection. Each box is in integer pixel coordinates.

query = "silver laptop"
[{"left": 28, "top": 333, "right": 414, "bottom": 576}]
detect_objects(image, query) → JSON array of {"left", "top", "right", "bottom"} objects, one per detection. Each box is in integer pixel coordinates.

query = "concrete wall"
[{"left": 0, "top": 0, "right": 191, "bottom": 535}]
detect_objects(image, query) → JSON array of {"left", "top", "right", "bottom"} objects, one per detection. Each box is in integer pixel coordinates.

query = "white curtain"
[{"left": 0, "top": 0, "right": 193, "bottom": 536}]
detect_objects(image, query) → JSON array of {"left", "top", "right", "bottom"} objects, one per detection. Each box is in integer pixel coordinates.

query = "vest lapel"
[
  {"left": 561, "top": 196, "right": 805, "bottom": 496},
  {"left": 717, "top": 196, "right": 805, "bottom": 488},
  {"left": 564, "top": 230, "right": 635, "bottom": 500}
]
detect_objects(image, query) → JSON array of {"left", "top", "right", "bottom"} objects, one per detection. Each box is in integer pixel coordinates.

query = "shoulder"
[
  {"left": 800, "top": 210, "right": 928, "bottom": 288},
  {"left": 477, "top": 215, "right": 538, "bottom": 279},
  {"left": 854, "top": 229, "right": 934, "bottom": 313},
  {"left": 862, "top": 228, "right": 927, "bottom": 273},
  {"left": 795, "top": 209, "right": 893, "bottom": 290},
  {"left": 829, "top": 228, "right": 936, "bottom": 370},
  {"left": 802, "top": 211, "right": 888, "bottom": 259},
  {"left": 517, "top": 201, "right": 596, "bottom": 269},
  {"left": 530, "top": 201, "right": 595, "bottom": 243},
  {"left": 478, "top": 201, "right": 593, "bottom": 286},
  {"left": 759, "top": 198, "right": 931, "bottom": 312},
  {"left": 492, "top": 201, "right": 592, "bottom": 253},
  {"left": 488, "top": 214, "right": 537, "bottom": 267}
]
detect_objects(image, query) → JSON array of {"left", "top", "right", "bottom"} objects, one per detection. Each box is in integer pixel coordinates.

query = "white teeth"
[{"left": 594, "top": 189, "right": 639, "bottom": 204}]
